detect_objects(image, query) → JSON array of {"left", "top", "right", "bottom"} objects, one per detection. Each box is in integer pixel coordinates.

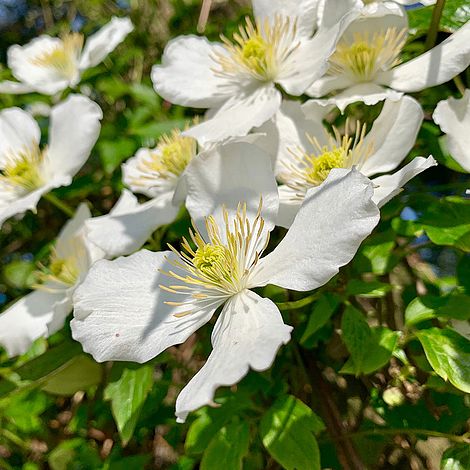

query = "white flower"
[
  {"left": 151, "top": 0, "right": 359, "bottom": 145},
  {"left": 260, "top": 97, "right": 436, "bottom": 227},
  {"left": 307, "top": 15, "right": 470, "bottom": 111},
  {"left": 85, "top": 129, "right": 197, "bottom": 258},
  {"left": 71, "top": 141, "right": 380, "bottom": 422},
  {"left": 0, "top": 205, "right": 105, "bottom": 357},
  {"left": 0, "top": 94, "right": 103, "bottom": 228},
  {"left": 0, "top": 17, "right": 133, "bottom": 95},
  {"left": 433, "top": 89, "right": 470, "bottom": 173}
]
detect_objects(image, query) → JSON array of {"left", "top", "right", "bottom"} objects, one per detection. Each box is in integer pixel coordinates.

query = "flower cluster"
[{"left": 1, "top": 1, "right": 469, "bottom": 427}]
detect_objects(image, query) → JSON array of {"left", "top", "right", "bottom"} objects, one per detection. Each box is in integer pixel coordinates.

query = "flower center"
[
  {"left": 281, "top": 122, "right": 374, "bottom": 194},
  {"left": 31, "top": 33, "right": 83, "bottom": 80},
  {"left": 160, "top": 201, "right": 268, "bottom": 316},
  {"left": 0, "top": 146, "right": 45, "bottom": 195},
  {"left": 213, "top": 15, "right": 299, "bottom": 82},
  {"left": 328, "top": 28, "right": 407, "bottom": 82},
  {"left": 34, "top": 251, "right": 80, "bottom": 291}
]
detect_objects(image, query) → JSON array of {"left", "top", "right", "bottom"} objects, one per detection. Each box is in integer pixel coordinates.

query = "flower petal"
[
  {"left": 0, "top": 80, "right": 34, "bottom": 94},
  {"left": 79, "top": 17, "right": 134, "bottom": 69},
  {"left": 0, "top": 107, "right": 40, "bottom": 163},
  {"left": 175, "top": 289, "right": 292, "bottom": 422},
  {"left": 306, "top": 74, "right": 355, "bottom": 98},
  {"left": 252, "top": 168, "right": 379, "bottom": 291},
  {"left": 85, "top": 190, "right": 179, "bottom": 258},
  {"left": 55, "top": 203, "right": 91, "bottom": 259},
  {"left": 276, "top": 185, "right": 303, "bottom": 229},
  {"left": 151, "top": 35, "right": 232, "bottom": 108},
  {"left": 372, "top": 156, "right": 437, "bottom": 207},
  {"left": 377, "top": 22, "right": 470, "bottom": 92},
  {"left": 433, "top": 89, "right": 470, "bottom": 172},
  {"left": 360, "top": 95, "right": 423, "bottom": 177},
  {"left": 71, "top": 250, "right": 218, "bottom": 363},
  {"left": 183, "top": 140, "right": 279, "bottom": 237},
  {"left": 0, "top": 290, "right": 67, "bottom": 357},
  {"left": 45, "top": 94, "right": 102, "bottom": 183},
  {"left": 8, "top": 36, "right": 74, "bottom": 95}
]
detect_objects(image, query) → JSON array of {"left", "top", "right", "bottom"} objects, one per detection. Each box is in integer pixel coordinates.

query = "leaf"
[
  {"left": 104, "top": 364, "right": 154, "bottom": 445},
  {"left": 354, "top": 232, "right": 397, "bottom": 275},
  {"left": 2, "top": 259, "right": 36, "bottom": 289},
  {"left": 300, "top": 293, "right": 340, "bottom": 346},
  {"left": 405, "top": 295, "right": 470, "bottom": 326},
  {"left": 98, "top": 137, "right": 137, "bottom": 174},
  {"left": 200, "top": 420, "right": 250, "bottom": 470},
  {"left": 441, "top": 444, "right": 470, "bottom": 470},
  {"left": 340, "top": 327, "right": 399, "bottom": 375},
  {"left": 408, "top": 0, "right": 470, "bottom": 32},
  {"left": 341, "top": 305, "right": 372, "bottom": 374},
  {"left": 346, "top": 279, "right": 392, "bottom": 298},
  {"left": 260, "top": 395, "right": 324, "bottom": 470},
  {"left": 416, "top": 328, "right": 470, "bottom": 393}
]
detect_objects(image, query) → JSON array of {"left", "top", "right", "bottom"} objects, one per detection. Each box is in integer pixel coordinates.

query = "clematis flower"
[
  {"left": 85, "top": 128, "right": 197, "bottom": 258},
  {"left": 71, "top": 142, "right": 380, "bottom": 422},
  {"left": 0, "top": 17, "right": 133, "bottom": 95},
  {"left": 0, "top": 205, "right": 105, "bottom": 357},
  {"left": 433, "top": 89, "right": 470, "bottom": 172},
  {"left": 307, "top": 16, "right": 470, "bottom": 111},
  {"left": 0, "top": 94, "right": 102, "bottom": 227},
  {"left": 151, "top": 0, "right": 359, "bottom": 145},
  {"left": 262, "top": 96, "right": 436, "bottom": 227}
]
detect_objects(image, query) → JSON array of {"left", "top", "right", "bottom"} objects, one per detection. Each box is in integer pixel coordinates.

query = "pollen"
[
  {"left": 0, "top": 145, "right": 45, "bottom": 195},
  {"left": 213, "top": 15, "right": 299, "bottom": 82},
  {"left": 32, "top": 33, "right": 83, "bottom": 80},
  {"left": 328, "top": 28, "right": 407, "bottom": 82}
]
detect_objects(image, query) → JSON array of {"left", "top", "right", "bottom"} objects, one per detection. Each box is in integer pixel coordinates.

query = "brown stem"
[
  {"left": 425, "top": 0, "right": 446, "bottom": 51},
  {"left": 301, "top": 351, "right": 365, "bottom": 470}
]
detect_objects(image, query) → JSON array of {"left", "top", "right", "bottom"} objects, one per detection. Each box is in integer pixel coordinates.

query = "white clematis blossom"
[
  {"left": 307, "top": 15, "right": 470, "bottom": 111},
  {"left": 0, "top": 17, "right": 133, "bottom": 95},
  {"left": 85, "top": 128, "right": 197, "bottom": 258},
  {"left": 0, "top": 94, "right": 102, "bottom": 228},
  {"left": 263, "top": 96, "right": 436, "bottom": 227},
  {"left": 71, "top": 142, "right": 380, "bottom": 422},
  {"left": 433, "top": 89, "right": 470, "bottom": 173},
  {"left": 0, "top": 205, "right": 105, "bottom": 357},
  {"left": 151, "top": 0, "right": 359, "bottom": 145}
]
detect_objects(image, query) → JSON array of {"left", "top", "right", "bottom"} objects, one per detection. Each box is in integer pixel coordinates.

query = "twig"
[
  {"left": 197, "top": 0, "right": 212, "bottom": 33},
  {"left": 43, "top": 193, "right": 75, "bottom": 217},
  {"left": 276, "top": 292, "right": 321, "bottom": 311},
  {"left": 425, "top": 0, "right": 446, "bottom": 51}
]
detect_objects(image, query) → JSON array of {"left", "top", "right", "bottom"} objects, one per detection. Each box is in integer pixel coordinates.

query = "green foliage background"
[{"left": 0, "top": 1, "right": 469, "bottom": 469}]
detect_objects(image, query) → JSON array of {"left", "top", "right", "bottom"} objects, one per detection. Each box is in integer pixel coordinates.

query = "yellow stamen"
[
  {"left": 213, "top": 15, "right": 299, "bottom": 82},
  {"left": 328, "top": 28, "right": 407, "bottom": 82},
  {"left": 34, "top": 249, "right": 80, "bottom": 291},
  {"left": 32, "top": 33, "right": 83, "bottom": 80}
]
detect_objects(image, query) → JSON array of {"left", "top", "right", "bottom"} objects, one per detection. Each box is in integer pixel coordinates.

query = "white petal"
[
  {"left": 45, "top": 94, "right": 102, "bottom": 182},
  {"left": 47, "top": 291, "right": 73, "bottom": 336},
  {"left": 55, "top": 203, "right": 91, "bottom": 258},
  {"left": 151, "top": 35, "right": 232, "bottom": 108},
  {"left": 372, "top": 156, "right": 437, "bottom": 208},
  {"left": 71, "top": 250, "right": 218, "bottom": 363},
  {"left": 360, "top": 95, "right": 424, "bottom": 176},
  {"left": 85, "top": 191, "right": 179, "bottom": 258},
  {"left": 378, "top": 22, "right": 470, "bottom": 92},
  {"left": 278, "top": 7, "right": 359, "bottom": 95},
  {"left": 360, "top": 1, "right": 407, "bottom": 20},
  {"left": 316, "top": 83, "right": 403, "bottom": 113},
  {"left": 8, "top": 36, "right": 74, "bottom": 95},
  {"left": 276, "top": 185, "right": 303, "bottom": 229},
  {"left": 175, "top": 290, "right": 292, "bottom": 422},
  {"left": 0, "top": 107, "right": 40, "bottom": 164},
  {"left": 183, "top": 140, "right": 279, "bottom": 237},
  {"left": 0, "top": 290, "right": 66, "bottom": 357},
  {"left": 0, "top": 80, "right": 34, "bottom": 94},
  {"left": 307, "top": 75, "right": 355, "bottom": 98},
  {"left": 433, "top": 89, "right": 470, "bottom": 172},
  {"left": 184, "top": 85, "right": 281, "bottom": 145},
  {"left": 252, "top": 168, "right": 379, "bottom": 291},
  {"left": 252, "top": 0, "right": 319, "bottom": 38},
  {"left": 79, "top": 17, "right": 134, "bottom": 69}
]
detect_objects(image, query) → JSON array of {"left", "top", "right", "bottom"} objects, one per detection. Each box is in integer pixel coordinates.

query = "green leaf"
[
  {"left": 104, "top": 364, "right": 154, "bottom": 445},
  {"left": 260, "top": 395, "right": 324, "bottom": 470},
  {"left": 416, "top": 328, "right": 470, "bottom": 393},
  {"left": 300, "top": 293, "right": 340, "bottom": 346},
  {"left": 98, "top": 137, "right": 137, "bottom": 174},
  {"left": 391, "top": 217, "right": 423, "bottom": 237},
  {"left": 457, "top": 256, "right": 470, "bottom": 293},
  {"left": 405, "top": 295, "right": 470, "bottom": 326},
  {"left": 346, "top": 279, "right": 392, "bottom": 298},
  {"left": 419, "top": 197, "right": 470, "bottom": 252},
  {"left": 200, "top": 420, "right": 250, "bottom": 470},
  {"left": 441, "top": 444, "right": 470, "bottom": 470},
  {"left": 341, "top": 305, "right": 372, "bottom": 374},
  {"left": 354, "top": 232, "right": 397, "bottom": 275},
  {"left": 2, "top": 259, "right": 36, "bottom": 289},
  {"left": 408, "top": 0, "right": 470, "bottom": 32}
]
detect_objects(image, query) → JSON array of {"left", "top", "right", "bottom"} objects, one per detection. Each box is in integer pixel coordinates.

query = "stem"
[
  {"left": 276, "top": 293, "right": 321, "bottom": 311},
  {"left": 43, "top": 193, "right": 75, "bottom": 217},
  {"left": 324, "top": 427, "right": 470, "bottom": 445},
  {"left": 425, "top": 0, "right": 446, "bottom": 51},
  {"left": 453, "top": 76, "right": 466, "bottom": 96},
  {"left": 0, "top": 428, "right": 30, "bottom": 450}
]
